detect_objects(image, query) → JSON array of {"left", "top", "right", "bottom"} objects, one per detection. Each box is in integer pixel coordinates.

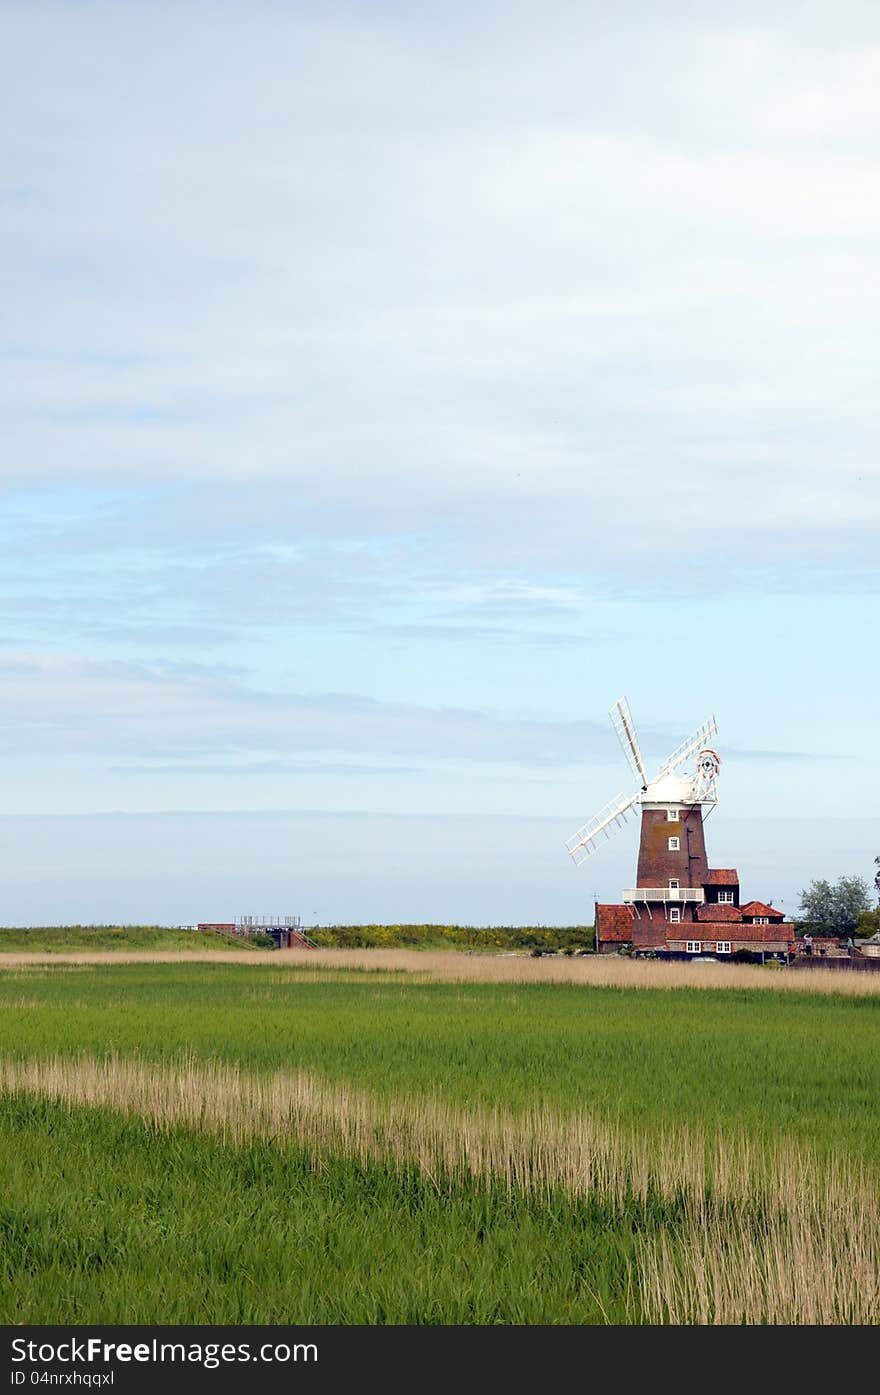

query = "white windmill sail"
[
  {"left": 654, "top": 715, "right": 718, "bottom": 782},
  {"left": 610, "top": 696, "right": 648, "bottom": 788},
  {"left": 564, "top": 790, "right": 641, "bottom": 866}
]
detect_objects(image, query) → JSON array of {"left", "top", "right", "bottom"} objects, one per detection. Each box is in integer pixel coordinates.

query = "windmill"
[{"left": 566, "top": 698, "right": 720, "bottom": 911}]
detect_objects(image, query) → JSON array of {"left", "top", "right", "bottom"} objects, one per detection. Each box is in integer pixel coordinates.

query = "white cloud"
[
  {"left": 0, "top": 3, "right": 878, "bottom": 575},
  {"left": 0, "top": 653, "right": 612, "bottom": 769}
]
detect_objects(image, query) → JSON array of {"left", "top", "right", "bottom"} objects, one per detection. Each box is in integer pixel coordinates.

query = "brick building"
[
  {"left": 569, "top": 699, "right": 796, "bottom": 961},
  {"left": 596, "top": 867, "right": 796, "bottom": 958}
]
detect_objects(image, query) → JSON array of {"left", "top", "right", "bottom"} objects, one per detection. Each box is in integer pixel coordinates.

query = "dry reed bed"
[
  {"left": 638, "top": 1212, "right": 879, "bottom": 1325},
  {"left": 2, "top": 1052, "right": 878, "bottom": 1323},
  {"left": 1, "top": 948, "right": 879, "bottom": 996}
]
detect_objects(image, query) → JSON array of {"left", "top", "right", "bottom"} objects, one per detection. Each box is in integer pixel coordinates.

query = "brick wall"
[{"left": 636, "top": 806, "right": 708, "bottom": 888}]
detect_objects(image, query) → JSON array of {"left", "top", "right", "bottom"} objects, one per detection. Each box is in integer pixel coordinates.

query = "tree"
[
  {"left": 875, "top": 855, "right": 880, "bottom": 901},
  {"left": 797, "top": 876, "right": 873, "bottom": 936}
]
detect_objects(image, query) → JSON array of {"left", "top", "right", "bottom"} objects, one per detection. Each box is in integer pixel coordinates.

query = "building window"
[
  {"left": 716, "top": 941, "right": 731, "bottom": 954},
  {"left": 667, "top": 808, "right": 680, "bottom": 821},
  {"left": 754, "top": 916, "right": 769, "bottom": 924},
  {"left": 668, "top": 836, "right": 680, "bottom": 851},
  {"left": 685, "top": 940, "right": 701, "bottom": 954},
  {"left": 668, "top": 879, "right": 680, "bottom": 891},
  {"left": 669, "top": 907, "right": 681, "bottom": 923},
  {"left": 718, "top": 890, "right": 734, "bottom": 903}
]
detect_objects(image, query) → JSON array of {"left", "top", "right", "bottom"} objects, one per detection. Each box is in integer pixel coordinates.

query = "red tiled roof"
[
  {"left": 740, "top": 900, "right": 784, "bottom": 920},
  {"left": 595, "top": 904, "right": 634, "bottom": 942},
  {"left": 696, "top": 904, "right": 743, "bottom": 923},
  {"left": 704, "top": 869, "right": 739, "bottom": 886},
  {"left": 737, "top": 922, "right": 796, "bottom": 943}
]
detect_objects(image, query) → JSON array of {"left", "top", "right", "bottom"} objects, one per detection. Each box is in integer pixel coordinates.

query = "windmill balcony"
[{"left": 622, "top": 887, "right": 705, "bottom": 905}]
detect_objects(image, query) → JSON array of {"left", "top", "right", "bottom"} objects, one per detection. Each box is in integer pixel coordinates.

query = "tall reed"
[
  {"left": 1, "top": 949, "right": 879, "bottom": 996},
  {"left": 2, "top": 1051, "right": 877, "bottom": 1323}
]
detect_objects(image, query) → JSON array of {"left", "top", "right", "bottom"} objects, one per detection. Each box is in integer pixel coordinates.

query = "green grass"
[
  {"left": 0, "top": 922, "right": 596, "bottom": 952},
  {"left": 0, "top": 1094, "right": 635, "bottom": 1324},
  {"left": 1, "top": 963, "right": 878, "bottom": 1161},
  {"left": 1, "top": 961, "right": 879, "bottom": 1322},
  {"left": 0, "top": 925, "right": 270, "bottom": 952}
]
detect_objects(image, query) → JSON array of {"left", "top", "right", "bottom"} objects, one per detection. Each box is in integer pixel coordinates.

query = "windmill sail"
[
  {"left": 565, "top": 790, "right": 640, "bottom": 865},
  {"left": 610, "top": 697, "right": 648, "bottom": 787},
  {"left": 654, "top": 716, "right": 718, "bottom": 781}
]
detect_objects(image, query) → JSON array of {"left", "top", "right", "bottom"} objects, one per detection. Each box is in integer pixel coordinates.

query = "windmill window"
[
  {"left": 685, "top": 940, "right": 702, "bottom": 954},
  {"left": 668, "top": 837, "right": 680, "bottom": 851},
  {"left": 669, "top": 908, "right": 681, "bottom": 923},
  {"left": 668, "top": 879, "right": 680, "bottom": 891},
  {"left": 667, "top": 808, "right": 680, "bottom": 821},
  {"left": 718, "top": 890, "right": 734, "bottom": 904},
  {"left": 716, "top": 941, "right": 731, "bottom": 954}
]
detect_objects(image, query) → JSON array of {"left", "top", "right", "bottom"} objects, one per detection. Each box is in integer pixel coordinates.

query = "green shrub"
[
  {"left": 311, "top": 924, "right": 595, "bottom": 953},
  {"left": 250, "top": 933, "right": 276, "bottom": 950}
]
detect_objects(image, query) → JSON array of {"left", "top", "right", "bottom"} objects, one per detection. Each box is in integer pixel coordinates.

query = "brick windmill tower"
[{"left": 566, "top": 697, "right": 720, "bottom": 926}]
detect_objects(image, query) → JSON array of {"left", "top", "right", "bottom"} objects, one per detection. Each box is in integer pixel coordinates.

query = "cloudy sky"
[{"left": 1, "top": 1, "right": 878, "bottom": 925}]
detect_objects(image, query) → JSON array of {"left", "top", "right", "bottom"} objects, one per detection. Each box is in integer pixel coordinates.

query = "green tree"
[
  {"left": 797, "top": 876, "right": 873, "bottom": 936},
  {"left": 874, "top": 855, "right": 879, "bottom": 901}
]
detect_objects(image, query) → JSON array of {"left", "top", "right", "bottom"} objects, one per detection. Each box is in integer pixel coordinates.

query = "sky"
[{"left": 1, "top": 1, "right": 878, "bottom": 925}]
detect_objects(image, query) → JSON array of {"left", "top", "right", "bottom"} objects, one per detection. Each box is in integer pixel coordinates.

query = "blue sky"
[{"left": 1, "top": 1, "right": 878, "bottom": 925}]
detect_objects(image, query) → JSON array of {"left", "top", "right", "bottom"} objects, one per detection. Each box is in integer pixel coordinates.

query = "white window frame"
[
  {"left": 754, "top": 916, "right": 769, "bottom": 925},
  {"left": 668, "top": 836, "right": 680, "bottom": 851},
  {"left": 685, "top": 940, "right": 702, "bottom": 954},
  {"left": 668, "top": 907, "right": 681, "bottom": 924},
  {"left": 716, "top": 941, "right": 731, "bottom": 954},
  {"left": 718, "top": 890, "right": 734, "bottom": 904},
  {"left": 667, "top": 808, "right": 680, "bottom": 821},
  {"left": 668, "top": 879, "right": 680, "bottom": 891}
]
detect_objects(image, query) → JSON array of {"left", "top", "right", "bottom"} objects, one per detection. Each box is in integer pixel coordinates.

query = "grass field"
[
  {"left": 0, "top": 923, "right": 596, "bottom": 953},
  {"left": 1, "top": 954, "right": 878, "bottom": 1323},
  {"left": 0, "top": 925, "right": 269, "bottom": 953}
]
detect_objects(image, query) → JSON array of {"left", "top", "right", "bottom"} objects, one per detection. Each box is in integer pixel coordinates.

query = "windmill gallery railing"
[{"left": 622, "top": 888, "right": 705, "bottom": 904}]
